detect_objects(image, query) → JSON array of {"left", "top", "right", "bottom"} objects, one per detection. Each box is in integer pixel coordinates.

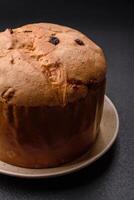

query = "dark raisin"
[
  {"left": 8, "top": 29, "right": 13, "bottom": 34},
  {"left": 75, "top": 39, "right": 84, "bottom": 46},
  {"left": 24, "top": 30, "right": 32, "bottom": 33},
  {"left": 49, "top": 36, "right": 60, "bottom": 45},
  {"left": 10, "top": 57, "right": 14, "bottom": 64},
  {"left": 68, "top": 79, "right": 83, "bottom": 85}
]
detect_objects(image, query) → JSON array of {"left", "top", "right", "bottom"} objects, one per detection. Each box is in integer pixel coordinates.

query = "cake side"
[{"left": 0, "top": 80, "right": 105, "bottom": 168}]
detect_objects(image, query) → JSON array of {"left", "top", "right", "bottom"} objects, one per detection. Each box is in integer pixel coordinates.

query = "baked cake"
[{"left": 0, "top": 23, "right": 106, "bottom": 168}]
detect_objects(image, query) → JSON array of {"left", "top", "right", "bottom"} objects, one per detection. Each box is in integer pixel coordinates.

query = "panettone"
[{"left": 0, "top": 23, "right": 106, "bottom": 168}]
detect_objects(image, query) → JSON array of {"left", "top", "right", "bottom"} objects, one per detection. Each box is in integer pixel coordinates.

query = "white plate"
[{"left": 0, "top": 96, "right": 119, "bottom": 178}]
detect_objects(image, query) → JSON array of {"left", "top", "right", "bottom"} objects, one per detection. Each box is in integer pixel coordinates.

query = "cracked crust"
[{"left": 0, "top": 23, "right": 106, "bottom": 106}]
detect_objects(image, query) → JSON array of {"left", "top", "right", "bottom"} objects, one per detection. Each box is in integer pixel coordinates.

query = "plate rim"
[{"left": 0, "top": 95, "right": 119, "bottom": 178}]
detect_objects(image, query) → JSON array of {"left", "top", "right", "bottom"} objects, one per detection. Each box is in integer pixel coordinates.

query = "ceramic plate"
[{"left": 0, "top": 96, "right": 119, "bottom": 178}]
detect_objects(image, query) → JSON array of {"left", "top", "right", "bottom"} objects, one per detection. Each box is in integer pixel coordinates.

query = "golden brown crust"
[{"left": 0, "top": 23, "right": 106, "bottom": 106}]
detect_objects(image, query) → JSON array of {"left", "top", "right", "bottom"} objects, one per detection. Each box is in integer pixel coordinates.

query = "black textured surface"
[{"left": 0, "top": 1, "right": 134, "bottom": 199}]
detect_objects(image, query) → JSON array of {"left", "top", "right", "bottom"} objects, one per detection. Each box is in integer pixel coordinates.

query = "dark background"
[{"left": 0, "top": 0, "right": 134, "bottom": 199}]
